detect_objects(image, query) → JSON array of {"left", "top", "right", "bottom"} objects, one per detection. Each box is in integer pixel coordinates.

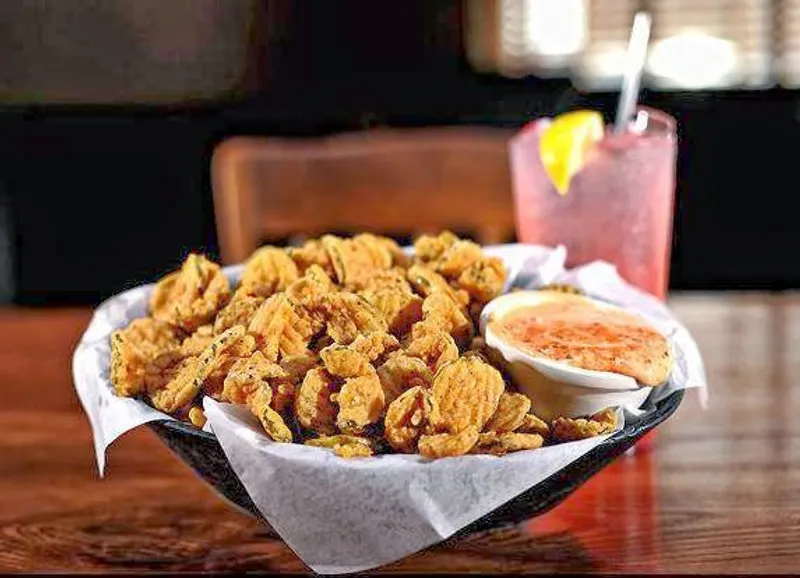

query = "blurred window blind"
[
  {"left": 465, "top": 0, "right": 775, "bottom": 90},
  {"left": 777, "top": 0, "right": 800, "bottom": 87}
]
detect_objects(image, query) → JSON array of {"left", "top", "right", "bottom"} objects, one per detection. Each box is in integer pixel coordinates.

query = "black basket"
[{"left": 148, "top": 388, "right": 683, "bottom": 537}]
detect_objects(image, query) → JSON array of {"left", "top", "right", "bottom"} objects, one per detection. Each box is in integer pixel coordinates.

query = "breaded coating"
[
  {"left": 188, "top": 406, "right": 207, "bottom": 428},
  {"left": 418, "top": 426, "right": 479, "bottom": 459},
  {"left": 421, "top": 292, "right": 473, "bottom": 348},
  {"left": 517, "top": 413, "right": 551, "bottom": 439},
  {"left": 456, "top": 256, "right": 507, "bottom": 304},
  {"left": 404, "top": 321, "right": 459, "bottom": 373},
  {"left": 248, "top": 293, "right": 316, "bottom": 362},
  {"left": 149, "top": 254, "right": 231, "bottom": 332},
  {"left": 430, "top": 355, "right": 504, "bottom": 434},
  {"left": 238, "top": 246, "right": 299, "bottom": 298},
  {"left": 202, "top": 332, "right": 257, "bottom": 399},
  {"left": 110, "top": 318, "right": 180, "bottom": 397},
  {"left": 295, "top": 367, "right": 338, "bottom": 435},
  {"left": 376, "top": 353, "right": 433, "bottom": 405},
  {"left": 407, "top": 264, "right": 469, "bottom": 309},
  {"left": 334, "top": 372, "right": 385, "bottom": 435},
  {"left": 348, "top": 332, "right": 400, "bottom": 365},
  {"left": 320, "top": 344, "right": 373, "bottom": 379},
  {"left": 213, "top": 293, "right": 265, "bottom": 334},
  {"left": 222, "top": 350, "right": 287, "bottom": 405},
  {"left": 149, "top": 325, "right": 246, "bottom": 413},
  {"left": 322, "top": 292, "right": 387, "bottom": 345},
  {"left": 384, "top": 386, "right": 437, "bottom": 452},
  {"left": 484, "top": 392, "right": 532, "bottom": 433},
  {"left": 304, "top": 434, "right": 375, "bottom": 458},
  {"left": 287, "top": 239, "right": 334, "bottom": 276},
  {"left": 472, "top": 432, "right": 544, "bottom": 455},
  {"left": 413, "top": 231, "right": 459, "bottom": 263},
  {"left": 321, "top": 234, "right": 391, "bottom": 288},
  {"left": 551, "top": 408, "right": 618, "bottom": 442},
  {"left": 361, "top": 288, "right": 424, "bottom": 338},
  {"left": 360, "top": 269, "right": 413, "bottom": 294},
  {"left": 432, "top": 239, "right": 483, "bottom": 279}
]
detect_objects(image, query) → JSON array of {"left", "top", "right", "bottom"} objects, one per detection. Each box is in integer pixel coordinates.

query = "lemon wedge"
[{"left": 539, "top": 110, "right": 604, "bottom": 196}]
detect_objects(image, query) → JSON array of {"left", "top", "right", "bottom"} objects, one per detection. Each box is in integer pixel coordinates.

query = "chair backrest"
[{"left": 211, "top": 126, "right": 516, "bottom": 265}]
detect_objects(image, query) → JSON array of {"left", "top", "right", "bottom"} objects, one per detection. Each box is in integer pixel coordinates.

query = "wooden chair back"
[{"left": 211, "top": 127, "right": 516, "bottom": 264}]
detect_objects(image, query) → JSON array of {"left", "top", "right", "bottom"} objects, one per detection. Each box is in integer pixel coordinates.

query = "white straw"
[{"left": 614, "top": 11, "right": 652, "bottom": 134}]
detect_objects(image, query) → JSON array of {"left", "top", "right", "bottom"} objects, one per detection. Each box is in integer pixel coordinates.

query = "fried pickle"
[
  {"left": 110, "top": 318, "right": 180, "bottom": 397},
  {"left": 551, "top": 408, "right": 618, "bottom": 442},
  {"left": 295, "top": 367, "right": 338, "bottom": 435},
  {"left": 376, "top": 352, "right": 433, "bottom": 405},
  {"left": 472, "top": 432, "right": 544, "bottom": 456},
  {"left": 248, "top": 293, "right": 316, "bottom": 362},
  {"left": 484, "top": 392, "right": 532, "bottom": 433},
  {"left": 384, "top": 386, "right": 437, "bottom": 452},
  {"left": 418, "top": 426, "right": 479, "bottom": 459},
  {"left": 430, "top": 355, "right": 504, "bottom": 434},
  {"left": 149, "top": 254, "right": 231, "bottom": 332}
]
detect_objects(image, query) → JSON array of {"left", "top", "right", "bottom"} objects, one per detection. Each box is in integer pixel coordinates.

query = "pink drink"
[{"left": 510, "top": 107, "right": 677, "bottom": 300}]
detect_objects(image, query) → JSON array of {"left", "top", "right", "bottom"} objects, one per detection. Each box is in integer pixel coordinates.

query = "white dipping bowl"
[{"left": 480, "top": 290, "right": 661, "bottom": 421}]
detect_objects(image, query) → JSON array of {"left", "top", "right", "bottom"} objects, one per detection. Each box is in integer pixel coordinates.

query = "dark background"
[{"left": 1, "top": 0, "right": 796, "bottom": 306}]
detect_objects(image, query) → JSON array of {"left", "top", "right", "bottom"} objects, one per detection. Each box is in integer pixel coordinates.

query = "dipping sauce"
[{"left": 489, "top": 295, "right": 673, "bottom": 386}]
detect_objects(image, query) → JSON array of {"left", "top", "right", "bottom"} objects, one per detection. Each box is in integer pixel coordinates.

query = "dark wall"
[{"left": 2, "top": 0, "right": 799, "bottom": 306}]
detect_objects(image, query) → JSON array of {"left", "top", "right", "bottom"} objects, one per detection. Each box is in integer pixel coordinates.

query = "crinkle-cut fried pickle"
[
  {"left": 259, "top": 404, "right": 294, "bottom": 442},
  {"left": 418, "top": 425, "right": 479, "bottom": 459},
  {"left": 349, "top": 332, "right": 400, "bottom": 364},
  {"left": 286, "top": 265, "right": 334, "bottom": 312},
  {"left": 149, "top": 253, "right": 231, "bottom": 332},
  {"left": 335, "top": 373, "right": 385, "bottom": 435},
  {"left": 320, "top": 344, "right": 373, "bottom": 379},
  {"left": 361, "top": 288, "right": 423, "bottom": 338},
  {"left": 373, "top": 236, "right": 412, "bottom": 269},
  {"left": 360, "top": 268, "right": 413, "bottom": 295},
  {"left": 202, "top": 333, "right": 257, "bottom": 400},
  {"left": 239, "top": 246, "right": 299, "bottom": 298},
  {"left": 485, "top": 392, "right": 532, "bottom": 433},
  {"left": 377, "top": 353, "right": 433, "bottom": 405},
  {"left": 456, "top": 256, "right": 508, "bottom": 304},
  {"left": 188, "top": 406, "right": 207, "bottom": 428},
  {"left": 404, "top": 322, "right": 459, "bottom": 374},
  {"left": 407, "top": 265, "right": 470, "bottom": 309},
  {"left": 321, "top": 234, "right": 385, "bottom": 287},
  {"left": 143, "top": 349, "right": 190, "bottom": 395},
  {"left": 304, "top": 434, "right": 375, "bottom": 458},
  {"left": 279, "top": 352, "right": 319, "bottom": 383},
  {"left": 421, "top": 292, "right": 474, "bottom": 348},
  {"left": 518, "top": 413, "right": 551, "bottom": 438},
  {"left": 295, "top": 367, "right": 338, "bottom": 435},
  {"left": 384, "top": 386, "right": 437, "bottom": 452},
  {"left": 149, "top": 325, "right": 248, "bottom": 413},
  {"left": 222, "top": 350, "right": 286, "bottom": 404},
  {"left": 433, "top": 239, "right": 483, "bottom": 279},
  {"left": 248, "top": 293, "right": 315, "bottom": 362},
  {"left": 287, "top": 239, "right": 334, "bottom": 276},
  {"left": 473, "top": 432, "right": 544, "bottom": 456},
  {"left": 180, "top": 324, "right": 215, "bottom": 356},
  {"left": 322, "top": 292, "right": 387, "bottom": 345},
  {"left": 430, "top": 355, "right": 505, "bottom": 434},
  {"left": 213, "top": 293, "right": 265, "bottom": 335},
  {"left": 110, "top": 318, "right": 180, "bottom": 397},
  {"left": 552, "top": 408, "right": 618, "bottom": 442},
  {"left": 413, "top": 231, "right": 459, "bottom": 263}
]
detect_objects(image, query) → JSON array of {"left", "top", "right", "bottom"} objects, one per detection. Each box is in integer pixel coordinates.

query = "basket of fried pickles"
[{"left": 110, "top": 231, "right": 616, "bottom": 459}]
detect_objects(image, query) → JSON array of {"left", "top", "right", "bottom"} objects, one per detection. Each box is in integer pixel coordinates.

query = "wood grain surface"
[{"left": 2, "top": 293, "right": 799, "bottom": 573}]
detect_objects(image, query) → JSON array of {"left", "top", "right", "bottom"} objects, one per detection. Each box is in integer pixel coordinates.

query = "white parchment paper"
[{"left": 73, "top": 244, "right": 707, "bottom": 574}]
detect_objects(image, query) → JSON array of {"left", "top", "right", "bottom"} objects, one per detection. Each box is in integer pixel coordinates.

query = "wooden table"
[{"left": 2, "top": 293, "right": 799, "bottom": 573}]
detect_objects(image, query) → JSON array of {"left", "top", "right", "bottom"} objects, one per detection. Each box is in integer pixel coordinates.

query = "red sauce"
[{"left": 489, "top": 297, "right": 670, "bottom": 385}]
